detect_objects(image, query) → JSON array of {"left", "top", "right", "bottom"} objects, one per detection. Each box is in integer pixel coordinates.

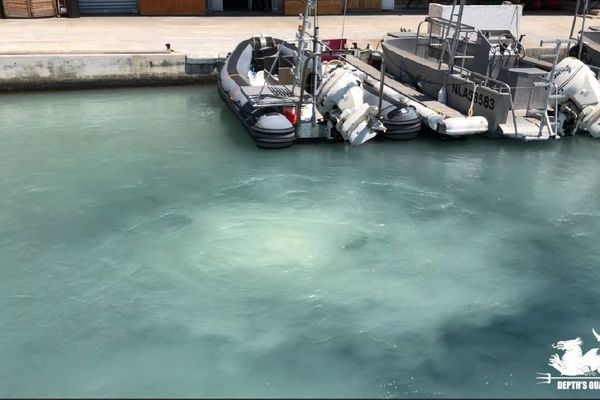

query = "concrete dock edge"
[{"left": 0, "top": 53, "right": 221, "bottom": 91}]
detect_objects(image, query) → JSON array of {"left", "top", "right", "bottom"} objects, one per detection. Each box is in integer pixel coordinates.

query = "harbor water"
[{"left": 1, "top": 86, "right": 600, "bottom": 398}]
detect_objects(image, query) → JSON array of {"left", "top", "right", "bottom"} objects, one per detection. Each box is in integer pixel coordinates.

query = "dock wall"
[
  {"left": 0, "top": 53, "right": 220, "bottom": 91},
  {"left": 0, "top": 47, "right": 569, "bottom": 92}
]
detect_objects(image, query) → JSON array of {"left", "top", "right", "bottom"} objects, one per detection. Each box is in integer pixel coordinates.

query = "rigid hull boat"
[{"left": 381, "top": 0, "right": 600, "bottom": 140}]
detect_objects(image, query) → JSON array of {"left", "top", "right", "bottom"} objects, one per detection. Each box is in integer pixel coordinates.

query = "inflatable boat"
[
  {"left": 218, "top": 36, "right": 298, "bottom": 149},
  {"left": 218, "top": 0, "right": 425, "bottom": 148}
]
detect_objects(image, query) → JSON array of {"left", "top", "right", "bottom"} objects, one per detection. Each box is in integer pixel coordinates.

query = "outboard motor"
[
  {"left": 316, "top": 63, "right": 385, "bottom": 146},
  {"left": 554, "top": 57, "right": 600, "bottom": 137}
]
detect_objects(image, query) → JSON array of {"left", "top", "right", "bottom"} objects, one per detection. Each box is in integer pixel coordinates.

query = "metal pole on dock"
[
  {"left": 371, "top": 50, "right": 385, "bottom": 120},
  {"left": 578, "top": 0, "right": 589, "bottom": 60},
  {"left": 569, "top": 0, "right": 583, "bottom": 40},
  {"left": 341, "top": 0, "right": 348, "bottom": 39}
]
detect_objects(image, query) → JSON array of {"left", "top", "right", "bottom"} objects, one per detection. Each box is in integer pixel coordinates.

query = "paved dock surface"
[{"left": 0, "top": 13, "right": 587, "bottom": 59}]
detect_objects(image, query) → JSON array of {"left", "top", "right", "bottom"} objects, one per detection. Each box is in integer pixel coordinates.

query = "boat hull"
[
  {"left": 218, "top": 83, "right": 295, "bottom": 149},
  {"left": 218, "top": 38, "right": 296, "bottom": 149},
  {"left": 382, "top": 38, "right": 513, "bottom": 137}
]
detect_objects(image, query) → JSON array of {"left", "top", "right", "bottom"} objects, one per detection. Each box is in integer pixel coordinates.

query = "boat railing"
[
  {"left": 456, "top": 66, "right": 511, "bottom": 94},
  {"left": 297, "top": 51, "right": 323, "bottom": 130},
  {"left": 415, "top": 16, "right": 529, "bottom": 80},
  {"left": 415, "top": 16, "right": 477, "bottom": 44},
  {"left": 256, "top": 47, "right": 285, "bottom": 100},
  {"left": 247, "top": 39, "right": 310, "bottom": 108},
  {"left": 457, "top": 67, "right": 519, "bottom": 135},
  {"left": 248, "top": 41, "right": 356, "bottom": 110},
  {"left": 415, "top": 16, "right": 478, "bottom": 70},
  {"left": 458, "top": 38, "right": 576, "bottom": 138},
  {"left": 530, "top": 38, "right": 578, "bottom": 137},
  {"left": 569, "top": 0, "right": 593, "bottom": 59}
]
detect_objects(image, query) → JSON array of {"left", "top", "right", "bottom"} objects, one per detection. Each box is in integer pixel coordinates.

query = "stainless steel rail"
[{"left": 458, "top": 67, "right": 518, "bottom": 135}]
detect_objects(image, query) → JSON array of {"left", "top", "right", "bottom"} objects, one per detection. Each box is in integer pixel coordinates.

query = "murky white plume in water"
[{"left": 1, "top": 87, "right": 599, "bottom": 398}]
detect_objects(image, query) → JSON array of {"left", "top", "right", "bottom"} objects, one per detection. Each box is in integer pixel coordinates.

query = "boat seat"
[
  {"left": 252, "top": 35, "right": 279, "bottom": 71},
  {"left": 279, "top": 55, "right": 294, "bottom": 69},
  {"left": 252, "top": 35, "right": 278, "bottom": 58},
  {"left": 252, "top": 35, "right": 276, "bottom": 51},
  {"left": 505, "top": 66, "right": 547, "bottom": 76},
  {"left": 260, "top": 54, "right": 294, "bottom": 75}
]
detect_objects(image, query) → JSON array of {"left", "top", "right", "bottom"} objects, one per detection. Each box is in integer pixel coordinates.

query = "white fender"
[{"left": 438, "top": 116, "right": 489, "bottom": 136}]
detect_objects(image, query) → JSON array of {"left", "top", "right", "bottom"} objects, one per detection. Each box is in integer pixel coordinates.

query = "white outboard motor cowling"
[
  {"left": 554, "top": 57, "right": 600, "bottom": 138},
  {"left": 316, "top": 65, "right": 385, "bottom": 146}
]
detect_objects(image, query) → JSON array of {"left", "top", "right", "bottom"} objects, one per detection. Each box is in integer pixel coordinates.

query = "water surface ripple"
[{"left": 1, "top": 86, "right": 599, "bottom": 398}]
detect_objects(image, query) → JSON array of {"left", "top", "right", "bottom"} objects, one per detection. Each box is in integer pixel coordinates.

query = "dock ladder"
[
  {"left": 438, "top": 0, "right": 466, "bottom": 74},
  {"left": 414, "top": 1, "right": 476, "bottom": 71}
]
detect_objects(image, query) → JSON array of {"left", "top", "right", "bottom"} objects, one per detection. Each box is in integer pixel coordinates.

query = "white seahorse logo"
[{"left": 548, "top": 329, "right": 600, "bottom": 376}]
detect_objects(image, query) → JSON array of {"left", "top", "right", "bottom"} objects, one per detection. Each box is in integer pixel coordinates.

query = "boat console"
[{"left": 470, "top": 30, "right": 524, "bottom": 79}]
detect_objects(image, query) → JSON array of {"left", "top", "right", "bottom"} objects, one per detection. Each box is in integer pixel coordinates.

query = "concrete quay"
[
  {"left": 0, "top": 13, "right": 588, "bottom": 91},
  {"left": 0, "top": 53, "right": 217, "bottom": 91}
]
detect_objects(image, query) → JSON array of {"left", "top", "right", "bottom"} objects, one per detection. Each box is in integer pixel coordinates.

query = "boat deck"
[
  {"left": 345, "top": 55, "right": 465, "bottom": 119},
  {"left": 240, "top": 85, "right": 312, "bottom": 107},
  {"left": 499, "top": 111, "right": 557, "bottom": 141}
]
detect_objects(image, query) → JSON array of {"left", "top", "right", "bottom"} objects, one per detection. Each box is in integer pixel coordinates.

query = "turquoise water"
[{"left": 1, "top": 86, "right": 600, "bottom": 398}]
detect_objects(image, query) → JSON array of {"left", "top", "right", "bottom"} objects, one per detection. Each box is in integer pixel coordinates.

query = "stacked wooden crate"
[
  {"left": 2, "top": 0, "right": 31, "bottom": 17},
  {"left": 30, "top": 0, "right": 57, "bottom": 16},
  {"left": 2, "top": 0, "right": 58, "bottom": 17}
]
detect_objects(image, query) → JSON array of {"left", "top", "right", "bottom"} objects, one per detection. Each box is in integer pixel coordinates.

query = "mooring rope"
[{"left": 468, "top": 83, "right": 480, "bottom": 117}]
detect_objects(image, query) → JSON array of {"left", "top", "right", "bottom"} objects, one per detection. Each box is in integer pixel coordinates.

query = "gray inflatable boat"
[
  {"left": 218, "top": 36, "right": 298, "bottom": 149},
  {"left": 219, "top": 34, "right": 423, "bottom": 147}
]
